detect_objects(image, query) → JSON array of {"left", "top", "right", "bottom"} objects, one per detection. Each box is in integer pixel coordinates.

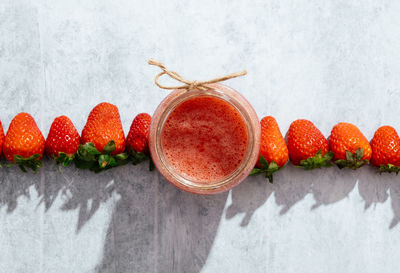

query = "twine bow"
[{"left": 148, "top": 59, "right": 247, "bottom": 91}]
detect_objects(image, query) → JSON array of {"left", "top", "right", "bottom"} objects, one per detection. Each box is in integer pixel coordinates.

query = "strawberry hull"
[{"left": 74, "top": 141, "right": 129, "bottom": 173}]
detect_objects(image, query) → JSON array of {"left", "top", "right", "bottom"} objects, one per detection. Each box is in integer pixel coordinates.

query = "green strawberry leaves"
[
  {"left": 250, "top": 154, "right": 280, "bottom": 183},
  {"left": 103, "top": 141, "right": 116, "bottom": 154},
  {"left": 74, "top": 142, "right": 101, "bottom": 170},
  {"left": 26, "top": 141, "right": 154, "bottom": 174},
  {"left": 74, "top": 141, "right": 129, "bottom": 173},
  {"left": 335, "top": 148, "right": 369, "bottom": 170},
  {"left": 99, "top": 154, "right": 117, "bottom": 168},
  {"left": 378, "top": 164, "right": 400, "bottom": 174},
  {"left": 299, "top": 150, "right": 334, "bottom": 170},
  {"left": 128, "top": 147, "right": 155, "bottom": 171},
  {"left": 130, "top": 149, "right": 148, "bottom": 165},
  {"left": 54, "top": 152, "right": 75, "bottom": 167},
  {"left": 12, "top": 154, "right": 42, "bottom": 173}
]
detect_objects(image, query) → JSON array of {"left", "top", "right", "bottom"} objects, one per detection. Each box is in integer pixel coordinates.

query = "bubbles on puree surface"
[{"left": 161, "top": 96, "right": 248, "bottom": 183}]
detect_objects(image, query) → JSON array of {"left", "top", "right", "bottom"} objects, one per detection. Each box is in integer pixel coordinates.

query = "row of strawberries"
[
  {"left": 251, "top": 117, "right": 399, "bottom": 182},
  {"left": 0, "top": 102, "right": 152, "bottom": 172},
  {"left": 0, "top": 104, "right": 397, "bottom": 179}
]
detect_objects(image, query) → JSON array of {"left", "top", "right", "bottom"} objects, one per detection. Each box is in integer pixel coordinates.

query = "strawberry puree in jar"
[
  {"left": 149, "top": 83, "right": 260, "bottom": 194},
  {"left": 161, "top": 96, "right": 248, "bottom": 183}
]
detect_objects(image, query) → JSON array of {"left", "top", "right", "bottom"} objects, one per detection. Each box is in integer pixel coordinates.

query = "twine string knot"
[{"left": 148, "top": 59, "right": 247, "bottom": 91}]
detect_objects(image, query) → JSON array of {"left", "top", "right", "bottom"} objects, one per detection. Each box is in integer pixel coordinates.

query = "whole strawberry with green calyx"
[
  {"left": 370, "top": 125, "right": 400, "bottom": 174},
  {"left": 126, "top": 113, "right": 154, "bottom": 169},
  {"left": 250, "top": 116, "right": 288, "bottom": 183},
  {"left": 329, "top": 122, "right": 372, "bottom": 169},
  {"left": 3, "top": 113, "right": 45, "bottom": 172},
  {"left": 76, "top": 102, "right": 129, "bottom": 172},
  {"left": 46, "top": 115, "right": 80, "bottom": 167},
  {"left": 287, "top": 119, "right": 333, "bottom": 169}
]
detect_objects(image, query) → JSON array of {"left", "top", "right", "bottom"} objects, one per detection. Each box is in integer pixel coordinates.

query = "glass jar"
[{"left": 149, "top": 83, "right": 260, "bottom": 194}]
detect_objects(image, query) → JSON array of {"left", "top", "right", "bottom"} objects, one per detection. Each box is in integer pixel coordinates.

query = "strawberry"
[
  {"left": 46, "top": 115, "right": 80, "bottom": 166},
  {"left": 0, "top": 120, "right": 4, "bottom": 158},
  {"left": 250, "top": 116, "right": 288, "bottom": 183},
  {"left": 81, "top": 102, "right": 125, "bottom": 154},
  {"left": 370, "top": 125, "right": 400, "bottom": 173},
  {"left": 126, "top": 113, "right": 152, "bottom": 165},
  {"left": 3, "top": 113, "right": 45, "bottom": 172},
  {"left": 329, "top": 122, "right": 372, "bottom": 169},
  {"left": 76, "top": 102, "right": 128, "bottom": 172},
  {"left": 287, "top": 119, "right": 333, "bottom": 169}
]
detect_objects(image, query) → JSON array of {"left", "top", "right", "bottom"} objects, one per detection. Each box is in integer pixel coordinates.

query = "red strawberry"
[
  {"left": 0, "top": 120, "right": 4, "bottom": 158},
  {"left": 126, "top": 113, "right": 152, "bottom": 165},
  {"left": 76, "top": 102, "right": 128, "bottom": 172},
  {"left": 329, "top": 122, "right": 372, "bottom": 169},
  {"left": 81, "top": 102, "right": 125, "bottom": 154},
  {"left": 126, "top": 113, "right": 151, "bottom": 153},
  {"left": 251, "top": 116, "right": 288, "bottom": 183},
  {"left": 46, "top": 115, "right": 80, "bottom": 166},
  {"left": 3, "top": 113, "right": 45, "bottom": 172},
  {"left": 370, "top": 125, "right": 400, "bottom": 173},
  {"left": 287, "top": 119, "right": 333, "bottom": 169}
]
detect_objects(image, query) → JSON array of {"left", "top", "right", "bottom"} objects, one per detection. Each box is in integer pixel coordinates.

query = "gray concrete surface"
[{"left": 1, "top": 0, "right": 400, "bottom": 272}]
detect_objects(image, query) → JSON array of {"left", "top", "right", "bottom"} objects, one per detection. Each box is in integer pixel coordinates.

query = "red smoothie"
[{"left": 161, "top": 96, "right": 249, "bottom": 183}]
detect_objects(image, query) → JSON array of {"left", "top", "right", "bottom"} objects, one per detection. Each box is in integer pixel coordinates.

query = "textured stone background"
[{"left": 1, "top": 0, "right": 400, "bottom": 272}]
